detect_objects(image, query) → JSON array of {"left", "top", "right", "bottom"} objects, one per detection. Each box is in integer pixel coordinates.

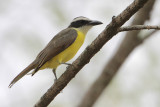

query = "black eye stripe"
[
  {"left": 69, "top": 20, "right": 90, "bottom": 28},
  {"left": 72, "top": 20, "right": 89, "bottom": 25},
  {"left": 78, "top": 20, "right": 88, "bottom": 24}
]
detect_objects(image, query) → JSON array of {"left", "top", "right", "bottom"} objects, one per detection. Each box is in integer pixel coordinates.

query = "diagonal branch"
[
  {"left": 78, "top": 0, "right": 156, "bottom": 107},
  {"left": 118, "top": 25, "right": 160, "bottom": 32},
  {"left": 35, "top": 0, "right": 149, "bottom": 106}
]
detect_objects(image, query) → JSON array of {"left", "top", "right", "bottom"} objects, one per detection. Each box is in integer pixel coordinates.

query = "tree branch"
[
  {"left": 35, "top": 0, "right": 149, "bottom": 106},
  {"left": 78, "top": 0, "right": 156, "bottom": 107},
  {"left": 118, "top": 25, "right": 160, "bottom": 32}
]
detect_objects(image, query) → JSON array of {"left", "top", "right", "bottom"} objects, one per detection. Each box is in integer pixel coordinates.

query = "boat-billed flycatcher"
[{"left": 9, "top": 16, "right": 102, "bottom": 88}]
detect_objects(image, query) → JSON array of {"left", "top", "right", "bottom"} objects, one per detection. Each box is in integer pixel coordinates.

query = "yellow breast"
[{"left": 40, "top": 29, "right": 85, "bottom": 69}]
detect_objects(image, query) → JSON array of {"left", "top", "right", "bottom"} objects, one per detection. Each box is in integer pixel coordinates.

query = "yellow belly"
[{"left": 40, "top": 29, "right": 85, "bottom": 69}]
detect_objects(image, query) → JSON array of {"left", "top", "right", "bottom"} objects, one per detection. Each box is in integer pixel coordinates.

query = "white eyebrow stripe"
[{"left": 71, "top": 16, "right": 90, "bottom": 23}]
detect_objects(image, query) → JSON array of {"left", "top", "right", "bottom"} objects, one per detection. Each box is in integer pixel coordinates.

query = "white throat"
[{"left": 75, "top": 26, "right": 92, "bottom": 35}]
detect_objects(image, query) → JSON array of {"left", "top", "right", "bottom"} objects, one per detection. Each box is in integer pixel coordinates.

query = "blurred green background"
[{"left": 1, "top": 0, "right": 160, "bottom": 107}]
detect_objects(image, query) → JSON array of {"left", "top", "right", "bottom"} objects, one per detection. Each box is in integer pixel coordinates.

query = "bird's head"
[{"left": 68, "top": 16, "right": 103, "bottom": 34}]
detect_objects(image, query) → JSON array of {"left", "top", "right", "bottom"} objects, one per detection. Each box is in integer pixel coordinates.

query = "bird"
[{"left": 8, "top": 16, "right": 102, "bottom": 88}]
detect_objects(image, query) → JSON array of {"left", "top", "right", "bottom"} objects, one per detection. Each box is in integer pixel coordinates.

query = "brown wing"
[{"left": 33, "top": 28, "right": 77, "bottom": 73}]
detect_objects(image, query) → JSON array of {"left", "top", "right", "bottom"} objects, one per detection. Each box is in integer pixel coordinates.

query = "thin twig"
[{"left": 118, "top": 25, "right": 160, "bottom": 32}]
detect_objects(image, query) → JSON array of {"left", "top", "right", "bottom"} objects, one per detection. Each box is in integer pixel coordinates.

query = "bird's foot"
[
  {"left": 60, "top": 62, "right": 72, "bottom": 69},
  {"left": 54, "top": 78, "right": 57, "bottom": 83}
]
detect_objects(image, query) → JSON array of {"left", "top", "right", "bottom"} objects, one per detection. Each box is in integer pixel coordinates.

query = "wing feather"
[{"left": 33, "top": 28, "right": 77, "bottom": 73}]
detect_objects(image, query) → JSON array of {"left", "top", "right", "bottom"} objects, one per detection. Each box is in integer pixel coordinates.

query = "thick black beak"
[{"left": 89, "top": 20, "right": 103, "bottom": 26}]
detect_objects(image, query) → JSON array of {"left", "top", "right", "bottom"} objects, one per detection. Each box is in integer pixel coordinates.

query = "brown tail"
[{"left": 9, "top": 61, "right": 36, "bottom": 88}]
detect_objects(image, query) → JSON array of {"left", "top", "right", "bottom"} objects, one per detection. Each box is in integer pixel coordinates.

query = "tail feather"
[{"left": 9, "top": 61, "right": 36, "bottom": 88}]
